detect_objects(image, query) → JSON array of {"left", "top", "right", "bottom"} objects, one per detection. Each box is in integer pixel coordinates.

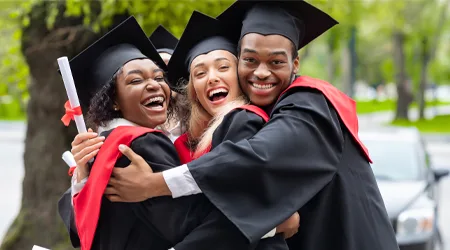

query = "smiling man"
[{"left": 106, "top": 1, "right": 399, "bottom": 249}]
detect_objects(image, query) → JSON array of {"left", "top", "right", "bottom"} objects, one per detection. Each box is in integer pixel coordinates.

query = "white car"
[{"left": 360, "top": 127, "right": 449, "bottom": 250}]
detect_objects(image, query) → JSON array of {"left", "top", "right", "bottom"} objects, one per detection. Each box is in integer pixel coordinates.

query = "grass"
[
  {"left": 390, "top": 114, "right": 450, "bottom": 134},
  {"left": 356, "top": 100, "right": 450, "bottom": 114}
]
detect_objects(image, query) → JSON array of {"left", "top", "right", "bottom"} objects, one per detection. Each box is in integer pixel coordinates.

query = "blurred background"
[{"left": 0, "top": 0, "right": 449, "bottom": 249}]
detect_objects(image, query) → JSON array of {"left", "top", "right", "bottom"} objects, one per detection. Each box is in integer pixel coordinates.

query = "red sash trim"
[
  {"left": 174, "top": 133, "right": 195, "bottom": 164},
  {"left": 235, "top": 104, "right": 269, "bottom": 122},
  {"left": 196, "top": 105, "right": 270, "bottom": 160},
  {"left": 279, "top": 76, "right": 372, "bottom": 163},
  {"left": 73, "top": 126, "right": 161, "bottom": 250}
]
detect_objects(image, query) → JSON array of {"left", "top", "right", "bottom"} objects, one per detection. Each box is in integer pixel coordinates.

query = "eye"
[
  {"left": 195, "top": 71, "right": 205, "bottom": 77},
  {"left": 154, "top": 76, "right": 165, "bottom": 82},
  {"left": 272, "top": 60, "right": 284, "bottom": 65},
  {"left": 243, "top": 58, "right": 256, "bottom": 63},
  {"left": 219, "top": 65, "right": 230, "bottom": 70},
  {"left": 130, "top": 78, "right": 143, "bottom": 84}
]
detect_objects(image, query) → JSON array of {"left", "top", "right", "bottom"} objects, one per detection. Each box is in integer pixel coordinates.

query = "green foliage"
[{"left": 390, "top": 114, "right": 450, "bottom": 133}]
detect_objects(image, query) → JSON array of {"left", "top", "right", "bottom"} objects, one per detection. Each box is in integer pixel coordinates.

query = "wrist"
[
  {"left": 76, "top": 167, "right": 89, "bottom": 182},
  {"left": 146, "top": 172, "right": 172, "bottom": 198}
]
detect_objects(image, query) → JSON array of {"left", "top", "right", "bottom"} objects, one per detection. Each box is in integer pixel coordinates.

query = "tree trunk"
[
  {"left": 393, "top": 31, "right": 412, "bottom": 120},
  {"left": 418, "top": 37, "right": 430, "bottom": 119},
  {"left": 0, "top": 3, "right": 98, "bottom": 250}
]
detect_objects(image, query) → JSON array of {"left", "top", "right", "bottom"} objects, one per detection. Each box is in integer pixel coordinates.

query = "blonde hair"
[
  {"left": 193, "top": 95, "right": 248, "bottom": 159},
  {"left": 185, "top": 74, "right": 213, "bottom": 148}
]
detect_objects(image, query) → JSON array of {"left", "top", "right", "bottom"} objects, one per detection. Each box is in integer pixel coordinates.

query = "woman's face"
[
  {"left": 115, "top": 58, "right": 171, "bottom": 129},
  {"left": 190, "top": 50, "right": 241, "bottom": 116}
]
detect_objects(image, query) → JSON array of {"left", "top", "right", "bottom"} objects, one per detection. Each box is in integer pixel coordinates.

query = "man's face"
[{"left": 238, "top": 33, "right": 299, "bottom": 107}]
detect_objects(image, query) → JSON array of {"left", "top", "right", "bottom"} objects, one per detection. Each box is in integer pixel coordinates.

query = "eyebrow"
[
  {"left": 193, "top": 57, "right": 230, "bottom": 69},
  {"left": 126, "top": 68, "right": 163, "bottom": 76},
  {"left": 269, "top": 51, "right": 288, "bottom": 57},
  {"left": 242, "top": 48, "right": 257, "bottom": 54}
]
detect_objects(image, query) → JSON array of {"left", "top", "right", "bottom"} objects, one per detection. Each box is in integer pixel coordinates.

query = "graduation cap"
[
  {"left": 69, "top": 16, "right": 168, "bottom": 109},
  {"left": 217, "top": 0, "right": 338, "bottom": 50},
  {"left": 149, "top": 25, "right": 179, "bottom": 55},
  {"left": 167, "top": 11, "right": 238, "bottom": 90}
]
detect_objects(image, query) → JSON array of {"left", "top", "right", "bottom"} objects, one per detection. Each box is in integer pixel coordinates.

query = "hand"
[
  {"left": 105, "top": 144, "right": 171, "bottom": 202},
  {"left": 71, "top": 128, "right": 105, "bottom": 180},
  {"left": 276, "top": 212, "right": 300, "bottom": 239}
]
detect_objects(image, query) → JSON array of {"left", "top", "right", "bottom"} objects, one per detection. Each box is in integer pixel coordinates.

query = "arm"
[
  {"left": 172, "top": 109, "right": 288, "bottom": 249},
  {"left": 164, "top": 90, "right": 344, "bottom": 242},
  {"left": 126, "top": 133, "right": 258, "bottom": 249}
]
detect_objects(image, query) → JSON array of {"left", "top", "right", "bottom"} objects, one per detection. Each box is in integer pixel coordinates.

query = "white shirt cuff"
[
  {"left": 261, "top": 228, "right": 277, "bottom": 239},
  {"left": 70, "top": 168, "right": 88, "bottom": 205},
  {"left": 162, "top": 164, "right": 202, "bottom": 198}
]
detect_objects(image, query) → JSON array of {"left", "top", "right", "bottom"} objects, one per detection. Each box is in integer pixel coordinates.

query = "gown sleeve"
[
  {"left": 187, "top": 89, "right": 344, "bottom": 243},
  {"left": 57, "top": 187, "right": 80, "bottom": 247},
  {"left": 127, "top": 133, "right": 254, "bottom": 250},
  {"left": 173, "top": 109, "right": 288, "bottom": 250}
]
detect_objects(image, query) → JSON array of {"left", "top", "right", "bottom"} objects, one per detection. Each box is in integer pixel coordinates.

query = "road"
[{"left": 0, "top": 120, "right": 449, "bottom": 249}]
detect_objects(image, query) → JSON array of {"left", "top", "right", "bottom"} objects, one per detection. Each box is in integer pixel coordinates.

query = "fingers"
[
  {"left": 71, "top": 137, "right": 104, "bottom": 164},
  {"left": 71, "top": 131, "right": 99, "bottom": 147},
  {"left": 71, "top": 136, "right": 105, "bottom": 153},
  {"left": 105, "top": 194, "right": 122, "bottom": 202},
  {"left": 104, "top": 186, "right": 118, "bottom": 195},
  {"left": 75, "top": 140, "right": 103, "bottom": 159},
  {"left": 76, "top": 149, "right": 99, "bottom": 167},
  {"left": 108, "top": 176, "right": 120, "bottom": 186},
  {"left": 118, "top": 145, "right": 146, "bottom": 165}
]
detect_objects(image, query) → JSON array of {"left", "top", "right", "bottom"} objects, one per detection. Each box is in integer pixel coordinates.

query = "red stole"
[
  {"left": 237, "top": 104, "right": 269, "bottom": 122},
  {"left": 279, "top": 76, "right": 372, "bottom": 163},
  {"left": 174, "top": 133, "right": 194, "bottom": 165},
  {"left": 73, "top": 126, "right": 161, "bottom": 250}
]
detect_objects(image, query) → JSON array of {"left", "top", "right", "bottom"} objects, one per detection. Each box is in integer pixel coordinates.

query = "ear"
[
  {"left": 292, "top": 56, "right": 300, "bottom": 75},
  {"left": 113, "top": 100, "right": 120, "bottom": 111}
]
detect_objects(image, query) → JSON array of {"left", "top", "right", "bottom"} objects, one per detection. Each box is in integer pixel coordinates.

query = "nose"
[
  {"left": 207, "top": 70, "right": 220, "bottom": 85},
  {"left": 145, "top": 79, "right": 162, "bottom": 91},
  {"left": 253, "top": 63, "right": 271, "bottom": 80}
]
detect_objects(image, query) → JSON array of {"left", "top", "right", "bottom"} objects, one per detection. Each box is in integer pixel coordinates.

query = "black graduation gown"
[
  {"left": 58, "top": 127, "right": 280, "bottom": 250},
  {"left": 173, "top": 109, "right": 288, "bottom": 250},
  {"left": 186, "top": 89, "right": 399, "bottom": 250}
]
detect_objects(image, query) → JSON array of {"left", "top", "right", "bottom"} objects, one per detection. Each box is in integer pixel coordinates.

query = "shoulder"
[
  {"left": 131, "top": 130, "right": 173, "bottom": 150},
  {"left": 225, "top": 107, "right": 267, "bottom": 126}
]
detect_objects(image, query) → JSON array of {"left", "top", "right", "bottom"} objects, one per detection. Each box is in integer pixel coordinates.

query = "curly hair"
[
  {"left": 86, "top": 68, "right": 123, "bottom": 129},
  {"left": 86, "top": 67, "right": 175, "bottom": 129}
]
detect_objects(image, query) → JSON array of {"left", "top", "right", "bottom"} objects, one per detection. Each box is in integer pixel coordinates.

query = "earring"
[{"left": 113, "top": 106, "right": 119, "bottom": 111}]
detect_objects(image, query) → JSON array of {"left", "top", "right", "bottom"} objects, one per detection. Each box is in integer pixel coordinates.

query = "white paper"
[
  {"left": 32, "top": 246, "right": 50, "bottom": 250},
  {"left": 57, "top": 56, "right": 87, "bottom": 133},
  {"left": 62, "top": 151, "right": 77, "bottom": 168}
]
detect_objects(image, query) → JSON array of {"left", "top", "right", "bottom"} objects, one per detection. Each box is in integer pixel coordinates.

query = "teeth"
[
  {"left": 252, "top": 83, "right": 274, "bottom": 89},
  {"left": 208, "top": 88, "right": 228, "bottom": 97},
  {"left": 145, "top": 96, "right": 164, "bottom": 105}
]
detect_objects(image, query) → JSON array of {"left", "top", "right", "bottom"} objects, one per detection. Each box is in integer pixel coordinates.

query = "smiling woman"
[{"left": 86, "top": 59, "right": 172, "bottom": 130}]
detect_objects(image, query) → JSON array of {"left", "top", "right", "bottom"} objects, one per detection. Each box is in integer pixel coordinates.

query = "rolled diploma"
[
  {"left": 62, "top": 151, "right": 77, "bottom": 168},
  {"left": 57, "top": 56, "right": 87, "bottom": 133},
  {"left": 32, "top": 246, "right": 50, "bottom": 250}
]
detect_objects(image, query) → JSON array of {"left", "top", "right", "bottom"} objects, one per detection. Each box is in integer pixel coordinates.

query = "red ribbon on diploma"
[
  {"left": 68, "top": 166, "right": 76, "bottom": 176},
  {"left": 61, "top": 100, "right": 82, "bottom": 126}
]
